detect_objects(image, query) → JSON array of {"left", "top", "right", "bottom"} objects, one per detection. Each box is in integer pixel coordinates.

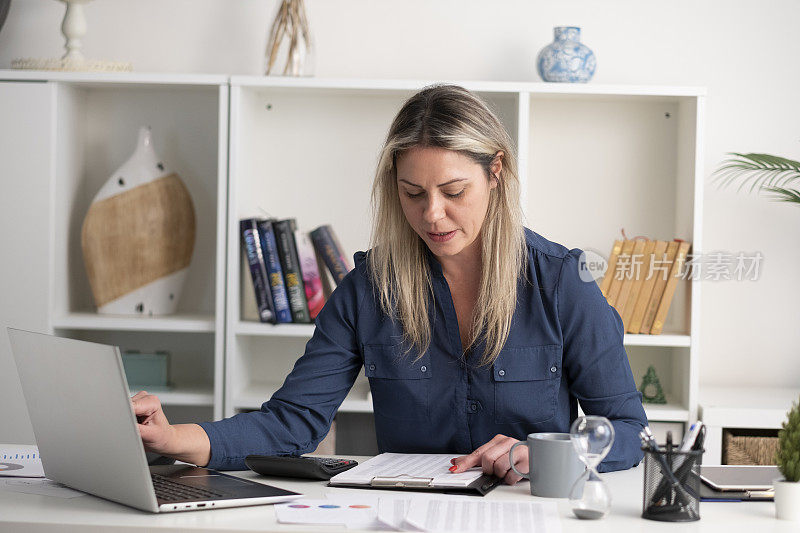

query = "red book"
[{"left": 295, "top": 229, "right": 325, "bottom": 320}]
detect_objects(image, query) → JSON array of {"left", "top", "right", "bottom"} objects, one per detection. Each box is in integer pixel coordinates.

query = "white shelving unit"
[
  {"left": 0, "top": 71, "right": 229, "bottom": 421},
  {"left": 700, "top": 386, "right": 800, "bottom": 465},
  {"left": 226, "top": 76, "right": 706, "bottom": 431},
  {"left": 1, "top": 71, "right": 705, "bottom": 438}
]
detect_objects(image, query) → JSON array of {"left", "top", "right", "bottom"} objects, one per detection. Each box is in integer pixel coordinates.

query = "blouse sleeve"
[
  {"left": 197, "top": 270, "right": 364, "bottom": 470},
  {"left": 557, "top": 248, "right": 648, "bottom": 472}
]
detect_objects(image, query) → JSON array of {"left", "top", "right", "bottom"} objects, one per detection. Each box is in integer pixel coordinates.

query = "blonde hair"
[{"left": 368, "top": 84, "right": 527, "bottom": 366}]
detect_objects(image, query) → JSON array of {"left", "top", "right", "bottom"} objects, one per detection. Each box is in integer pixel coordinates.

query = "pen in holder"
[{"left": 641, "top": 446, "right": 704, "bottom": 522}]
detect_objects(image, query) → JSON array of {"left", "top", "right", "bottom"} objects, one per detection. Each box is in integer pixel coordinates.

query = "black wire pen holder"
[{"left": 641, "top": 446, "right": 704, "bottom": 522}]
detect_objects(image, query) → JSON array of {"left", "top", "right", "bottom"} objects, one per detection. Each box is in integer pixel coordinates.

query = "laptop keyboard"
[{"left": 151, "top": 473, "right": 227, "bottom": 502}]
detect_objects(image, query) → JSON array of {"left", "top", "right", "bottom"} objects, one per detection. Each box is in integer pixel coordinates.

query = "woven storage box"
[{"left": 722, "top": 429, "right": 779, "bottom": 465}]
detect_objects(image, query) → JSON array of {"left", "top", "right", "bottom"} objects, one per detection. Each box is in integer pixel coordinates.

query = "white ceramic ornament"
[{"left": 81, "top": 127, "right": 196, "bottom": 316}]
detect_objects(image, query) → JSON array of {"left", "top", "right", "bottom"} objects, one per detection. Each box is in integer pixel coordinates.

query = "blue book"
[
  {"left": 240, "top": 219, "right": 275, "bottom": 324},
  {"left": 257, "top": 219, "right": 292, "bottom": 323},
  {"left": 310, "top": 224, "right": 352, "bottom": 285},
  {"left": 273, "top": 218, "right": 311, "bottom": 323}
]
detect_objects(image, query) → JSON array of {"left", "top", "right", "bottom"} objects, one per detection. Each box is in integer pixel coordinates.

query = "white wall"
[{"left": 1, "top": 0, "right": 798, "bottom": 391}]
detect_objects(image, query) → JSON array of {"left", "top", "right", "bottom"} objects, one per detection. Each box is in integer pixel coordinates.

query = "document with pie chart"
[{"left": 0, "top": 445, "right": 44, "bottom": 477}]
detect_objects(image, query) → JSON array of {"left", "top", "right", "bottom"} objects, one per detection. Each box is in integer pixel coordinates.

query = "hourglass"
[{"left": 569, "top": 415, "right": 615, "bottom": 520}]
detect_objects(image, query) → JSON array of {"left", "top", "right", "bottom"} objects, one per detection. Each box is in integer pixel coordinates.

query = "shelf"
[
  {"left": 0, "top": 69, "right": 227, "bottom": 87},
  {"left": 0, "top": 71, "right": 706, "bottom": 99},
  {"left": 52, "top": 312, "right": 216, "bottom": 333},
  {"left": 624, "top": 333, "right": 691, "bottom": 347},
  {"left": 644, "top": 402, "right": 690, "bottom": 422},
  {"left": 126, "top": 385, "right": 214, "bottom": 406},
  {"left": 235, "top": 385, "right": 372, "bottom": 414},
  {"left": 699, "top": 386, "right": 800, "bottom": 428},
  {"left": 230, "top": 75, "right": 706, "bottom": 98},
  {"left": 235, "top": 321, "right": 316, "bottom": 338}
]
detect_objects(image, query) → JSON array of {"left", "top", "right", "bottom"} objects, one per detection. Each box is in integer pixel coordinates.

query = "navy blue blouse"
[{"left": 199, "top": 228, "right": 648, "bottom": 472}]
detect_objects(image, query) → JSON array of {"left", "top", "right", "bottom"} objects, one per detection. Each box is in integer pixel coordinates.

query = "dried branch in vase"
[{"left": 265, "top": 0, "right": 313, "bottom": 76}]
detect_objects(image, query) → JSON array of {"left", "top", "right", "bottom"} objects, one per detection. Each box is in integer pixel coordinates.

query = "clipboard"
[
  {"left": 327, "top": 453, "right": 501, "bottom": 496},
  {"left": 329, "top": 472, "right": 501, "bottom": 496}
]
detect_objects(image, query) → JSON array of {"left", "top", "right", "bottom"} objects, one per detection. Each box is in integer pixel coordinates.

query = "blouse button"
[
  {"left": 368, "top": 364, "right": 376, "bottom": 371},
  {"left": 550, "top": 366, "right": 558, "bottom": 373},
  {"left": 420, "top": 366, "right": 427, "bottom": 373},
  {"left": 498, "top": 369, "right": 506, "bottom": 376}
]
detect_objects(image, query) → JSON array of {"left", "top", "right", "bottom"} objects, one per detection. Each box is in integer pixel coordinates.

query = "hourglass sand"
[{"left": 569, "top": 416, "right": 615, "bottom": 519}]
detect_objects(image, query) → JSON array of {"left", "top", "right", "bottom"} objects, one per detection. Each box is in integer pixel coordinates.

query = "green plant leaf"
[
  {"left": 764, "top": 187, "right": 800, "bottom": 204},
  {"left": 712, "top": 152, "right": 800, "bottom": 207},
  {"left": 778, "top": 397, "right": 800, "bottom": 482}
]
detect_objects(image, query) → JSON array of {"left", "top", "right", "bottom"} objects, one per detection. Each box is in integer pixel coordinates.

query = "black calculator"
[{"left": 245, "top": 455, "right": 358, "bottom": 480}]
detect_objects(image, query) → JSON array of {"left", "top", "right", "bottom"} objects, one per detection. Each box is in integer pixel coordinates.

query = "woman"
[{"left": 133, "top": 84, "right": 648, "bottom": 484}]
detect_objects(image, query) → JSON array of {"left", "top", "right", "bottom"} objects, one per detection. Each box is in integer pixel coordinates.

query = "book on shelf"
[
  {"left": 273, "top": 218, "right": 311, "bottom": 323},
  {"left": 605, "top": 239, "right": 635, "bottom": 308},
  {"left": 599, "top": 239, "right": 623, "bottom": 297},
  {"left": 240, "top": 257, "right": 259, "bottom": 322},
  {"left": 240, "top": 218, "right": 276, "bottom": 324},
  {"left": 294, "top": 229, "right": 325, "bottom": 320},
  {"left": 627, "top": 240, "right": 668, "bottom": 334},
  {"left": 640, "top": 240, "right": 680, "bottom": 334},
  {"left": 310, "top": 224, "right": 352, "bottom": 285},
  {"left": 600, "top": 235, "right": 691, "bottom": 335},
  {"left": 621, "top": 238, "right": 655, "bottom": 331},
  {"left": 257, "top": 219, "right": 293, "bottom": 323},
  {"left": 650, "top": 240, "right": 692, "bottom": 335},
  {"left": 615, "top": 238, "right": 648, "bottom": 322}
]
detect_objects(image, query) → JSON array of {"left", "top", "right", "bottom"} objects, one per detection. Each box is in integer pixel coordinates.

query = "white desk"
[{"left": 0, "top": 459, "right": 795, "bottom": 532}]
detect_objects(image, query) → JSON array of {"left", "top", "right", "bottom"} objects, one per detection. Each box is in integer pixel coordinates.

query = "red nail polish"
[
  {"left": 449, "top": 465, "right": 457, "bottom": 472},
  {"left": 450, "top": 458, "right": 456, "bottom": 465}
]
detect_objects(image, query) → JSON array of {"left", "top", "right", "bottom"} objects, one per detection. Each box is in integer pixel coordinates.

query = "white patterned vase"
[
  {"left": 81, "top": 127, "right": 196, "bottom": 316},
  {"left": 537, "top": 26, "right": 596, "bottom": 83}
]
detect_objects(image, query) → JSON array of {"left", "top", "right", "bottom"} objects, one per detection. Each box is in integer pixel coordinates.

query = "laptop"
[{"left": 7, "top": 328, "right": 303, "bottom": 513}]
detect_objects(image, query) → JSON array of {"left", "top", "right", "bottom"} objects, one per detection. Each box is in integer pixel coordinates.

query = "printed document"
[
  {"left": 404, "top": 498, "right": 561, "bottom": 533},
  {"left": 0, "top": 445, "right": 44, "bottom": 478}
]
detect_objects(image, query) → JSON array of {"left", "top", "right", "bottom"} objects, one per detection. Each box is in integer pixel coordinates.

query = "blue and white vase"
[{"left": 537, "top": 26, "right": 596, "bottom": 83}]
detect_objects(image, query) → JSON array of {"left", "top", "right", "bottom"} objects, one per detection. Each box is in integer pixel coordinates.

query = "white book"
[{"left": 0, "top": 444, "right": 44, "bottom": 478}]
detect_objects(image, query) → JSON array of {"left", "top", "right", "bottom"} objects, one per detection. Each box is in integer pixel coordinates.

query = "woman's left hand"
[{"left": 449, "top": 434, "right": 529, "bottom": 485}]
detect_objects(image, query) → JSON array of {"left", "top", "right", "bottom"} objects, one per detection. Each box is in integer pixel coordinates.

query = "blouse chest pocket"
[
  {"left": 492, "top": 345, "right": 562, "bottom": 424},
  {"left": 364, "top": 344, "right": 432, "bottom": 422}
]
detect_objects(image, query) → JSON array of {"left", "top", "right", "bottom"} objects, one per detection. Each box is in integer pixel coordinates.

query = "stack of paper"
[{"left": 275, "top": 494, "right": 561, "bottom": 532}]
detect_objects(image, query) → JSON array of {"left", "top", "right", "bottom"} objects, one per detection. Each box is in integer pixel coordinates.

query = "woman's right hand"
[
  {"left": 130, "top": 391, "right": 212, "bottom": 467},
  {"left": 131, "top": 391, "right": 176, "bottom": 456}
]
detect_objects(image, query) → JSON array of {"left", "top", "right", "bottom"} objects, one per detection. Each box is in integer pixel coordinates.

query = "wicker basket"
[{"left": 722, "top": 429, "right": 779, "bottom": 465}]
